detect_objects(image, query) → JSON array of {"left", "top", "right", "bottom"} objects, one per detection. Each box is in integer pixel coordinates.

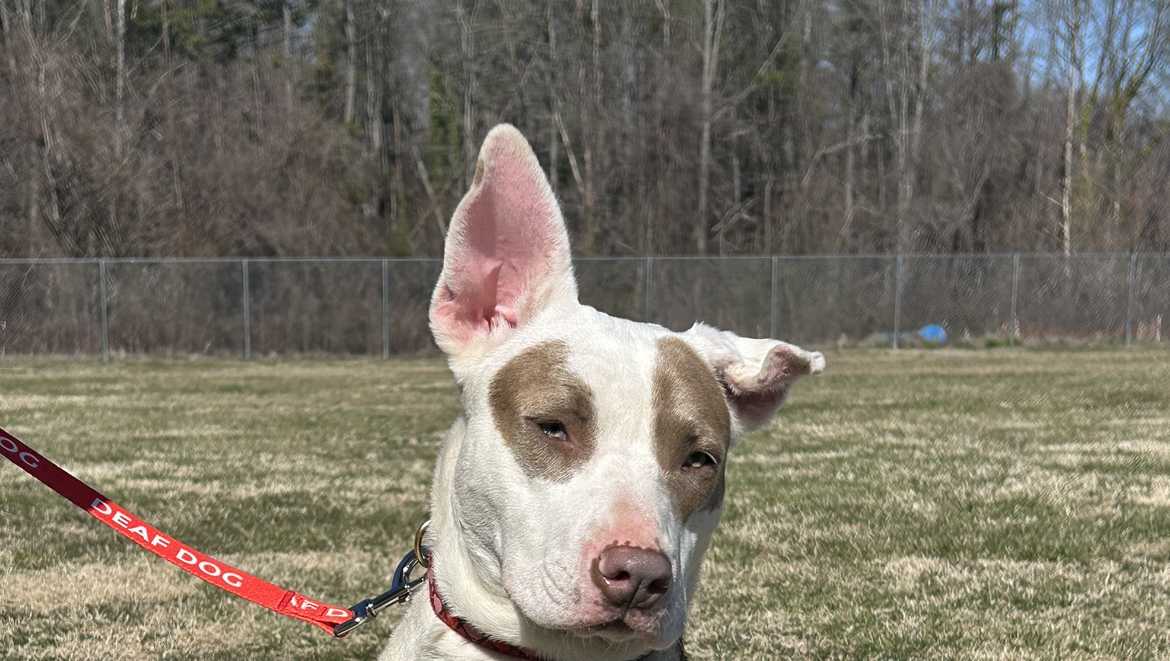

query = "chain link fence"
[{"left": 1, "top": 255, "right": 1166, "bottom": 358}]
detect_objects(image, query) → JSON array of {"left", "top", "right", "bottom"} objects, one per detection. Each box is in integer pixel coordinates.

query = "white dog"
[{"left": 380, "top": 125, "right": 824, "bottom": 661}]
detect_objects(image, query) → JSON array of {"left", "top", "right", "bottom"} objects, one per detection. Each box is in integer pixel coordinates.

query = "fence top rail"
[
  {"left": 1, "top": 252, "right": 1169, "bottom": 266},
  {"left": 0, "top": 257, "right": 441, "bottom": 265}
]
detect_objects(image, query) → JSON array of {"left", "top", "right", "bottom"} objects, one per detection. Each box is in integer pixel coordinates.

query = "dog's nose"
[{"left": 591, "top": 546, "right": 672, "bottom": 610}]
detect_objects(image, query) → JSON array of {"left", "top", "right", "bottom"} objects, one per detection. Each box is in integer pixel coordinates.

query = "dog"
[{"left": 380, "top": 125, "right": 824, "bottom": 661}]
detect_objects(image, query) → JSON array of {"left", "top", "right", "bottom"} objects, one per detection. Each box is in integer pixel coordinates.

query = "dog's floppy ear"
[
  {"left": 430, "top": 124, "right": 577, "bottom": 359},
  {"left": 682, "top": 323, "right": 825, "bottom": 433}
]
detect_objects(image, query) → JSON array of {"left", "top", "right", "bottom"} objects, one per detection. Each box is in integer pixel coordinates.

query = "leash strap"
[{"left": 0, "top": 425, "right": 353, "bottom": 634}]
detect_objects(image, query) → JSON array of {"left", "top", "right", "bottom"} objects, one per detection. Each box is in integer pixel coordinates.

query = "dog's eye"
[
  {"left": 536, "top": 420, "right": 569, "bottom": 442},
  {"left": 683, "top": 451, "right": 719, "bottom": 471}
]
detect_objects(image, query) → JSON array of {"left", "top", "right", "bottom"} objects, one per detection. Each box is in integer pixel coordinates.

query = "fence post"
[
  {"left": 769, "top": 256, "right": 779, "bottom": 339},
  {"left": 382, "top": 258, "right": 390, "bottom": 359},
  {"left": 241, "top": 259, "right": 251, "bottom": 360},
  {"left": 1010, "top": 253, "right": 1021, "bottom": 346},
  {"left": 98, "top": 259, "right": 109, "bottom": 361},
  {"left": 892, "top": 254, "right": 903, "bottom": 349},
  {"left": 642, "top": 256, "right": 654, "bottom": 322},
  {"left": 1125, "top": 252, "right": 1137, "bottom": 347}
]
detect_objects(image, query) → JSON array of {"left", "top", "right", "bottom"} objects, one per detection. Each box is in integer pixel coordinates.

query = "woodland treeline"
[{"left": 1, "top": 0, "right": 1167, "bottom": 258}]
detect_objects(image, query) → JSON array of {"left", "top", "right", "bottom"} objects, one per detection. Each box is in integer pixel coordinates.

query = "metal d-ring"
[{"left": 414, "top": 519, "right": 431, "bottom": 568}]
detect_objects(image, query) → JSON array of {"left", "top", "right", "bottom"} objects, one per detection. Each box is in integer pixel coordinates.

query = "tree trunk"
[
  {"left": 109, "top": 0, "right": 126, "bottom": 254},
  {"left": 412, "top": 144, "right": 447, "bottom": 238},
  {"left": 906, "top": 0, "right": 932, "bottom": 253},
  {"left": 251, "top": 19, "right": 264, "bottom": 132},
  {"left": 579, "top": 0, "right": 602, "bottom": 254},
  {"left": 283, "top": 0, "right": 294, "bottom": 110},
  {"left": 649, "top": 0, "right": 671, "bottom": 257},
  {"left": 725, "top": 105, "right": 739, "bottom": 256},
  {"left": 161, "top": 0, "right": 183, "bottom": 213},
  {"left": 1061, "top": 6, "right": 1078, "bottom": 259},
  {"left": 366, "top": 37, "right": 383, "bottom": 165},
  {"left": 103, "top": 0, "right": 113, "bottom": 40},
  {"left": 457, "top": 0, "right": 475, "bottom": 189},
  {"left": 763, "top": 177, "right": 773, "bottom": 255},
  {"left": 115, "top": 0, "right": 125, "bottom": 154},
  {"left": 881, "top": 0, "right": 931, "bottom": 254},
  {"left": 0, "top": 0, "right": 16, "bottom": 75},
  {"left": 39, "top": 53, "right": 66, "bottom": 255},
  {"left": 621, "top": 7, "right": 636, "bottom": 224},
  {"left": 390, "top": 106, "right": 404, "bottom": 248},
  {"left": 842, "top": 108, "right": 856, "bottom": 250},
  {"left": 547, "top": 0, "right": 558, "bottom": 194},
  {"left": 795, "top": 1, "right": 812, "bottom": 251},
  {"left": 697, "top": 0, "right": 724, "bottom": 256},
  {"left": 344, "top": 0, "right": 356, "bottom": 124}
]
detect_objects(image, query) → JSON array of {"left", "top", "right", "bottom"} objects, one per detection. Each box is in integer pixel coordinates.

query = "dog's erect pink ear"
[
  {"left": 682, "top": 324, "right": 825, "bottom": 433},
  {"left": 430, "top": 124, "right": 577, "bottom": 356}
]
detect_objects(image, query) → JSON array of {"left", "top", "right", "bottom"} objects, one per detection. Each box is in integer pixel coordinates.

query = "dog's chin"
[
  {"left": 540, "top": 607, "right": 673, "bottom": 648},
  {"left": 571, "top": 616, "right": 659, "bottom": 644},
  {"left": 505, "top": 581, "right": 680, "bottom": 652},
  {"left": 511, "top": 602, "right": 670, "bottom": 649}
]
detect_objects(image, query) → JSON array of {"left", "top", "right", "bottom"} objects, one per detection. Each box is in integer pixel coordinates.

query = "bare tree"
[
  {"left": 457, "top": 0, "right": 476, "bottom": 188},
  {"left": 697, "top": 0, "right": 725, "bottom": 255},
  {"left": 283, "top": 0, "right": 294, "bottom": 110},
  {"left": 546, "top": 0, "right": 559, "bottom": 194},
  {"left": 343, "top": 0, "right": 356, "bottom": 124},
  {"left": 1, "top": 0, "right": 1168, "bottom": 259},
  {"left": 1058, "top": 0, "right": 1083, "bottom": 259},
  {"left": 879, "top": 0, "right": 936, "bottom": 253}
]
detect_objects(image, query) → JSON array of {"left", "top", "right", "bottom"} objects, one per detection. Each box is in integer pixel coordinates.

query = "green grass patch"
[{"left": 2, "top": 349, "right": 1170, "bottom": 658}]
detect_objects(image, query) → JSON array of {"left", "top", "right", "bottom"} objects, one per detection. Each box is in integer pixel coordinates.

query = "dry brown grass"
[{"left": 3, "top": 349, "right": 1170, "bottom": 659}]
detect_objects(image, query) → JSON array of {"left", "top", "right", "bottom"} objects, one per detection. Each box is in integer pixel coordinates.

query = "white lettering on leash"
[
  {"left": 0, "top": 435, "right": 39, "bottom": 469},
  {"left": 288, "top": 595, "right": 326, "bottom": 613},
  {"left": 175, "top": 547, "right": 243, "bottom": 588},
  {"left": 90, "top": 500, "right": 168, "bottom": 549},
  {"left": 13, "top": 445, "right": 258, "bottom": 599},
  {"left": 284, "top": 598, "right": 346, "bottom": 618}
]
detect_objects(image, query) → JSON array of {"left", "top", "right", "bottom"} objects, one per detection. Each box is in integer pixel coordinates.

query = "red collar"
[
  {"left": 425, "top": 564, "right": 667, "bottom": 661},
  {"left": 427, "top": 565, "right": 547, "bottom": 660}
]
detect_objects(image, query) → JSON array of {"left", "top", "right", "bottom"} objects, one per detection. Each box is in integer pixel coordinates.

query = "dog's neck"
[{"left": 420, "top": 418, "right": 683, "bottom": 661}]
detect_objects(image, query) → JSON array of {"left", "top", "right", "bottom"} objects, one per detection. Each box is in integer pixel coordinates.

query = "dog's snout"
[{"left": 591, "top": 546, "right": 672, "bottom": 610}]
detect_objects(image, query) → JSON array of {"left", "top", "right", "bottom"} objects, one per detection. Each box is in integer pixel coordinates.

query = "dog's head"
[{"left": 428, "top": 125, "right": 823, "bottom": 653}]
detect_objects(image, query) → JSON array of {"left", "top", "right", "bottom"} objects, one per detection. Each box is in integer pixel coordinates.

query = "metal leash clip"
[{"left": 333, "top": 520, "right": 431, "bottom": 638}]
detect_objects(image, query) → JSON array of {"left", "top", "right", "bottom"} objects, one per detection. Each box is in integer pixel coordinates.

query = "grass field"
[{"left": 3, "top": 349, "right": 1170, "bottom": 660}]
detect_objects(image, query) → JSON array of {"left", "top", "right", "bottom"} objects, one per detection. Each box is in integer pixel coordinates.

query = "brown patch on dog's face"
[
  {"left": 489, "top": 341, "right": 596, "bottom": 481},
  {"left": 653, "top": 338, "right": 731, "bottom": 518}
]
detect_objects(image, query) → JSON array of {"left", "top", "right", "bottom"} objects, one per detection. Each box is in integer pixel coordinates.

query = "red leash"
[
  {"left": 1, "top": 425, "right": 629, "bottom": 659},
  {"left": 0, "top": 425, "right": 353, "bottom": 634}
]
